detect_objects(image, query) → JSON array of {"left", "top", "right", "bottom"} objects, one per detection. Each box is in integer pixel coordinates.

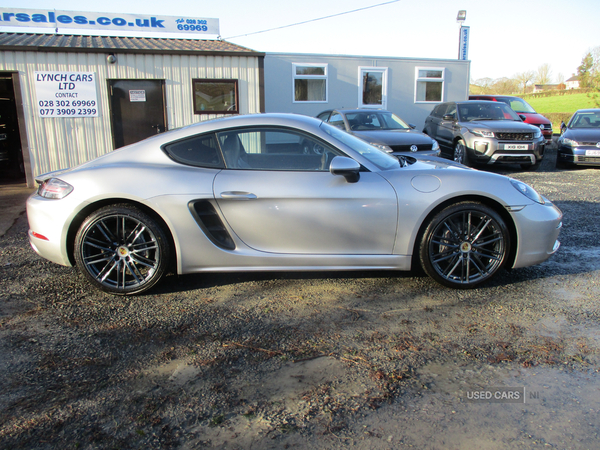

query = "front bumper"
[
  {"left": 557, "top": 144, "right": 600, "bottom": 166},
  {"left": 464, "top": 135, "right": 545, "bottom": 165},
  {"left": 511, "top": 200, "right": 562, "bottom": 269}
]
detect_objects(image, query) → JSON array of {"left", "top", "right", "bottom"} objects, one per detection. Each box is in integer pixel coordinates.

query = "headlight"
[
  {"left": 470, "top": 129, "right": 494, "bottom": 138},
  {"left": 510, "top": 179, "right": 544, "bottom": 204},
  {"left": 533, "top": 129, "right": 542, "bottom": 139},
  {"left": 38, "top": 178, "right": 74, "bottom": 199},
  {"left": 561, "top": 137, "right": 579, "bottom": 148},
  {"left": 370, "top": 143, "right": 393, "bottom": 152},
  {"left": 432, "top": 139, "right": 440, "bottom": 151}
]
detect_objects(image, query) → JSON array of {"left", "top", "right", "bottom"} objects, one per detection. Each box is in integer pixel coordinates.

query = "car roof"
[
  {"left": 573, "top": 108, "right": 600, "bottom": 113},
  {"left": 322, "top": 108, "right": 391, "bottom": 114}
]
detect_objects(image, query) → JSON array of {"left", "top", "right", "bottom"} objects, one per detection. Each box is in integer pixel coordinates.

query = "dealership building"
[{"left": 0, "top": 8, "right": 469, "bottom": 187}]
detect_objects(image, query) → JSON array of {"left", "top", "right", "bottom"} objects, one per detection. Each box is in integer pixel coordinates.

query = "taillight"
[{"left": 38, "top": 178, "right": 73, "bottom": 199}]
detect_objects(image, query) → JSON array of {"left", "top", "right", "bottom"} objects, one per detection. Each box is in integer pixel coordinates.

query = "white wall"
[{"left": 264, "top": 53, "right": 470, "bottom": 130}]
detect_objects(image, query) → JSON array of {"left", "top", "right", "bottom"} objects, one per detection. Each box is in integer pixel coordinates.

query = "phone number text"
[{"left": 39, "top": 108, "right": 98, "bottom": 116}]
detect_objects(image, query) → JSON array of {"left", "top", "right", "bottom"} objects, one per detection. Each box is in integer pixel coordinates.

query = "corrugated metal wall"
[{"left": 0, "top": 50, "right": 262, "bottom": 177}]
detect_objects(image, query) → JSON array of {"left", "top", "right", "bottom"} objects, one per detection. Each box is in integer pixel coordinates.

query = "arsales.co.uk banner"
[{"left": 0, "top": 8, "right": 219, "bottom": 36}]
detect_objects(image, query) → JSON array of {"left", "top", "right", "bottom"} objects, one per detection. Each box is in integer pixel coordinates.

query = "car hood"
[
  {"left": 351, "top": 129, "right": 433, "bottom": 145},
  {"left": 563, "top": 128, "right": 600, "bottom": 142},
  {"left": 519, "top": 112, "right": 552, "bottom": 125},
  {"left": 461, "top": 120, "right": 537, "bottom": 132}
]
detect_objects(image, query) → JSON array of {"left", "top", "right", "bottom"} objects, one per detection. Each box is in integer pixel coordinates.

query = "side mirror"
[
  {"left": 519, "top": 114, "right": 527, "bottom": 122},
  {"left": 330, "top": 156, "right": 361, "bottom": 183},
  {"left": 408, "top": 123, "right": 416, "bottom": 129},
  {"left": 560, "top": 121, "right": 566, "bottom": 134},
  {"left": 442, "top": 114, "right": 455, "bottom": 121}
]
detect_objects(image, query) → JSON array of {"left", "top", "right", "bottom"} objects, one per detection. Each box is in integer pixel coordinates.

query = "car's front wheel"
[
  {"left": 453, "top": 139, "right": 470, "bottom": 166},
  {"left": 419, "top": 202, "right": 509, "bottom": 288},
  {"left": 74, "top": 204, "right": 171, "bottom": 295}
]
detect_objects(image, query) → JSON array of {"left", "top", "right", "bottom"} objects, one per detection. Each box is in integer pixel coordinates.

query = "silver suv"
[{"left": 423, "top": 101, "right": 545, "bottom": 169}]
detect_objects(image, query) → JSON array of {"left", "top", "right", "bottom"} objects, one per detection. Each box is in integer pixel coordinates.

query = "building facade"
[
  {"left": 264, "top": 53, "right": 470, "bottom": 130},
  {"left": 0, "top": 33, "right": 265, "bottom": 186}
]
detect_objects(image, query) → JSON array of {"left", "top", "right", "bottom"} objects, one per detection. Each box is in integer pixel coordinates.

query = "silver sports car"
[{"left": 27, "top": 114, "right": 562, "bottom": 295}]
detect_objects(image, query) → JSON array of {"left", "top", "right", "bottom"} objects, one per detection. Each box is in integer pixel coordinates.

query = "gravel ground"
[{"left": 1, "top": 145, "right": 599, "bottom": 449}]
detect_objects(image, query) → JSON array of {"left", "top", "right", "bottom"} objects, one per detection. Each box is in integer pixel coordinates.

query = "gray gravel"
[{"left": 1, "top": 145, "right": 599, "bottom": 449}]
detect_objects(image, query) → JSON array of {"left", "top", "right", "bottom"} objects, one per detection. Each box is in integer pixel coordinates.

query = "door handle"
[{"left": 220, "top": 191, "right": 257, "bottom": 200}]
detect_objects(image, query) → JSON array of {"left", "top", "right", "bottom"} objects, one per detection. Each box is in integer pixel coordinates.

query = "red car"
[{"left": 469, "top": 95, "right": 553, "bottom": 144}]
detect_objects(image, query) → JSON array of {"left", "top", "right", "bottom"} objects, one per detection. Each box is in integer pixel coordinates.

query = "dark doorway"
[
  {"left": 0, "top": 74, "right": 25, "bottom": 181},
  {"left": 108, "top": 79, "right": 167, "bottom": 149}
]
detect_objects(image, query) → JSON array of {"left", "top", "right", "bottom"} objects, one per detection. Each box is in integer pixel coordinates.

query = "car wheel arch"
[
  {"left": 66, "top": 198, "right": 177, "bottom": 272},
  {"left": 410, "top": 194, "right": 518, "bottom": 273}
]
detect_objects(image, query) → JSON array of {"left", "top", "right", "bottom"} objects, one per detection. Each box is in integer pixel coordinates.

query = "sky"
[{"left": 1, "top": 0, "right": 599, "bottom": 82}]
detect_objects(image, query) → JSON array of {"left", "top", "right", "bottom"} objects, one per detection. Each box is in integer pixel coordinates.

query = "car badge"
[
  {"left": 539, "top": 124, "right": 544, "bottom": 130},
  {"left": 597, "top": 142, "right": 600, "bottom": 148},
  {"left": 410, "top": 145, "right": 418, "bottom": 152}
]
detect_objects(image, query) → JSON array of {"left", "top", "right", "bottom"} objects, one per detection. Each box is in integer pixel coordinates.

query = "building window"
[
  {"left": 359, "top": 67, "right": 388, "bottom": 109},
  {"left": 193, "top": 79, "right": 239, "bottom": 114},
  {"left": 293, "top": 64, "right": 327, "bottom": 102},
  {"left": 415, "top": 68, "right": 445, "bottom": 103}
]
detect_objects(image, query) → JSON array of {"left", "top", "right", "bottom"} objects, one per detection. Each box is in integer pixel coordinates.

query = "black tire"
[
  {"left": 555, "top": 156, "right": 569, "bottom": 169},
  {"left": 419, "top": 202, "right": 509, "bottom": 289},
  {"left": 74, "top": 204, "right": 171, "bottom": 295},
  {"left": 453, "top": 139, "right": 470, "bottom": 166}
]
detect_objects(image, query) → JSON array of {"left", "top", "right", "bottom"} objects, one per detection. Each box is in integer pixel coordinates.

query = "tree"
[
  {"left": 514, "top": 71, "right": 536, "bottom": 93},
  {"left": 577, "top": 52, "right": 594, "bottom": 88},
  {"left": 535, "top": 63, "right": 553, "bottom": 85}
]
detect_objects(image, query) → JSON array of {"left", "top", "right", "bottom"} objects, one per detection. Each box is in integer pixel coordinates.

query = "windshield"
[
  {"left": 496, "top": 97, "right": 536, "bottom": 114},
  {"left": 344, "top": 111, "right": 409, "bottom": 131},
  {"left": 320, "top": 122, "right": 401, "bottom": 170},
  {"left": 569, "top": 111, "right": 600, "bottom": 128},
  {"left": 458, "top": 102, "right": 521, "bottom": 122}
]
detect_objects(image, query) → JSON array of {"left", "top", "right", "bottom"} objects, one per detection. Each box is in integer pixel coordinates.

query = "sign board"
[
  {"left": 459, "top": 26, "right": 470, "bottom": 61},
  {"left": 129, "top": 90, "right": 146, "bottom": 102},
  {"left": 34, "top": 71, "right": 99, "bottom": 118},
  {"left": 0, "top": 8, "right": 219, "bottom": 36}
]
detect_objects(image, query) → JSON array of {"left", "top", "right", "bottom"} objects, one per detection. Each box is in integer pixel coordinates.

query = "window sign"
[
  {"left": 0, "top": 8, "right": 219, "bottom": 36},
  {"left": 34, "top": 71, "right": 99, "bottom": 117}
]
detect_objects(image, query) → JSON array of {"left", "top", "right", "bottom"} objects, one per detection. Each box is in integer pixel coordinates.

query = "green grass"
[
  {"left": 519, "top": 92, "right": 599, "bottom": 131},
  {"left": 525, "top": 93, "right": 597, "bottom": 114}
]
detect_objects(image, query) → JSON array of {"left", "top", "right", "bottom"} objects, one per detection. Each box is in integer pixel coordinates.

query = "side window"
[
  {"left": 293, "top": 64, "right": 328, "bottom": 103},
  {"left": 444, "top": 104, "right": 456, "bottom": 118},
  {"left": 217, "top": 128, "right": 341, "bottom": 171},
  {"left": 317, "top": 111, "right": 331, "bottom": 122},
  {"left": 432, "top": 104, "right": 448, "bottom": 118},
  {"left": 328, "top": 112, "right": 346, "bottom": 129},
  {"left": 163, "top": 134, "right": 223, "bottom": 168},
  {"left": 415, "top": 67, "right": 445, "bottom": 103}
]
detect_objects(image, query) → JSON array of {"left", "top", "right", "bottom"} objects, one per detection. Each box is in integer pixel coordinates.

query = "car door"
[
  {"left": 212, "top": 127, "right": 398, "bottom": 255},
  {"left": 436, "top": 103, "right": 458, "bottom": 153}
]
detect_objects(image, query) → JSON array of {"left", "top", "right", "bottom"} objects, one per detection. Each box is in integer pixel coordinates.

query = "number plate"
[
  {"left": 501, "top": 144, "right": 530, "bottom": 150},
  {"left": 585, "top": 149, "right": 600, "bottom": 156}
]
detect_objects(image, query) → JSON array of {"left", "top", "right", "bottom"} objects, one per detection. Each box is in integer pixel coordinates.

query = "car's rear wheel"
[
  {"left": 74, "top": 204, "right": 170, "bottom": 295},
  {"left": 453, "top": 139, "right": 470, "bottom": 166},
  {"left": 419, "top": 202, "right": 509, "bottom": 289}
]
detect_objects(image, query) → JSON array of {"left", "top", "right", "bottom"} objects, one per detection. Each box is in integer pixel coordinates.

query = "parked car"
[
  {"left": 27, "top": 113, "right": 561, "bottom": 295},
  {"left": 423, "top": 101, "right": 545, "bottom": 169},
  {"left": 469, "top": 95, "right": 553, "bottom": 144},
  {"left": 556, "top": 108, "right": 600, "bottom": 168},
  {"left": 317, "top": 109, "right": 440, "bottom": 158}
]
